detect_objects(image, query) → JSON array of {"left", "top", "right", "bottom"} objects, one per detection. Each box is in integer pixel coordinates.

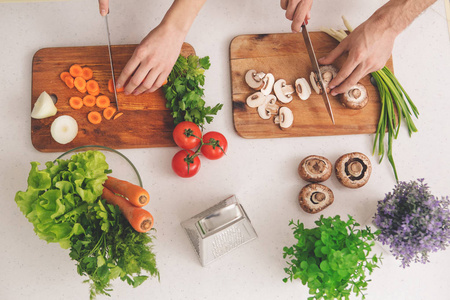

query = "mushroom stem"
[
  {"left": 347, "top": 161, "right": 363, "bottom": 177},
  {"left": 311, "top": 192, "right": 326, "bottom": 204}
]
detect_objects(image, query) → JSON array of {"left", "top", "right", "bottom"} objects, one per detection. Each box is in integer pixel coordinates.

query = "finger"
[
  {"left": 99, "top": 0, "right": 109, "bottom": 16},
  {"left": 133, "top": 68, "right": 159, "bottom": 95},
  {"left": 318, "top": 40, "right": 347, "bottom": 66},
  {"left": 331, "top": 64, "right": 367, "bottom": 95},
  {"left": 328, "top": 59, "right": 358, "bottom": 91},
  {"left": 147, "top": 70, "right": 171, "bottom": 93},
  {"left": 280, "top": 0, "right": 288, "bottom": 10},
  {"left": 116, "top": 55, "right": 141, "bottom": 91},
  {"left": 291, "top": 1, "right": 310, "bottom": 32},
  {"left": 124, "top": 64, "right": 151, "bottom": 95},
  {"left": 285, "top": 0, "right": 300, "bottom": 20}
]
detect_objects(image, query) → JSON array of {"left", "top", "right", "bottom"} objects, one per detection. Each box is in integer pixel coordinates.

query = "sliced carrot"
[
  {"left": 83, "top": 95, "right": 96, "bottom": 107},
  {"left": 86, "top": 80, "right": 100, "bottom": 94},
  {"left": 103, "top": 106, "right": 116, "bottom": 120},
  {"left": 162, "top": 78, "right": 168, "bottom": 86},
  {"left": 113, "top": 112, "right": 123, "bottom": 120},
  {"left": 65, "top": 76, "right": 74, "bottom": 89},
  {"left": 81, "top": 67, "right": 93, "bottom": 80},
  {"left": 104, "top": 176, "right": 150, "bottom": 207},
  {"left": 74, "top": 77, "right": 87, "bottom": 93},
  {"left": 87, "top": 111, "right": 102, "bottom": 124},
  {"left": 102, "top": 187, "right": 154, "bottom": 232},
  {"left": 78, "top": 88, "right": 87, "bottom": 93},
  {"left": 88, "top": 89, "right": 100, "bottom": 96},
  {"left": 108, "top": 79, "right": 124, "bottom": 93},
  {"left": 96, "top": 95, "right": 110, "bottom": 108},
  {"left": 69, "top": 97, "right": 83, "bottom": 110},
  {"left": 60, "top": 72, "right": 72, "bottom": 82},
  {"left": 69, "top": 64, "right": 83, "bottom": 78}
]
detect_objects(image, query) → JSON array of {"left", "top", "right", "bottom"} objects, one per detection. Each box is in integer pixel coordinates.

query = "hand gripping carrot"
[
  {"left": 103, "top": 176, "right": 150, "bottom": 207},
  {"left": 102, "top": 187, "right": 154, "bottom": 233}
]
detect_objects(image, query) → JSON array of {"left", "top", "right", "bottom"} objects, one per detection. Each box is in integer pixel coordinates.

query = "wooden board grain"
[
  {"left": 230, "top": 33, "right": 394, "bottom": 139},
  {"left": 32, "top": 43, "right": 195, "bottom": 152}
]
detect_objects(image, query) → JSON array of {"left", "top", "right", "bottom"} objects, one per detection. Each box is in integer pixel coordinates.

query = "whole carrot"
[
  {"left": 104, "top": 176, "right": 150, "bottom": 207},
  {"left": 102, "top": 187, "right": 154, "bottom": 233}
]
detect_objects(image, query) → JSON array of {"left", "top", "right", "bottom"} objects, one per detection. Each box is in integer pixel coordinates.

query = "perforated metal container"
[{"left": 181, "top": 195, "right": 258, "bottom": 266}]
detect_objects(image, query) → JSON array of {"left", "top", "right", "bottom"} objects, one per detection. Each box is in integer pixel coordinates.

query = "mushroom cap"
[
  {"left": 261, "top": 73, "right": 275, "bottom": 96},
  {"left": 335, "top": 152, "right": 372, "bottom": 188},
  {"left": 298, "top": 183, "right": 334, "bottom": 214},
  {"left": 298, "top": 155, "right": 332, "bottom": 182},
  {"left": 295, "top": 78, "right": 311, "bottom": 100},
  {"left": 340, "top": 83, "right": 369, "bottom": 110},
  {"left": 274, "top": 106, "right": 294, "bottom": 130},
  {"left": 319, "top": 65, "right": 338, "bottom": 89},
  {"left": 246, "top": 91, "right": 266, "bottom": 108},
  {"left": 310, "top": 72, "right": 321, "bottom": 94},
  {"left": 274, "top": 79, "right": 294, "bottom": 104},
  {"left": 245, "top": 69, "right": 265, "bottom": 90},
  {"left": 257, "top": 95, "right": 278, "bottom": 119}
]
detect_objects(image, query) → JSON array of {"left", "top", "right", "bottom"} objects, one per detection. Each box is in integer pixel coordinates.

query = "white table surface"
[{"left": 1, "top": 1, "right": 449, "bottom": 299}]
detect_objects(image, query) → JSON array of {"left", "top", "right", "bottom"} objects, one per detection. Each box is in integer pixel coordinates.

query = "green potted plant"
[
  {"left": 283, "top": 215, "right": 382, "bottom": 300},
  {"left": 373, "top": 178, "right": 450, "bottom": 267}
]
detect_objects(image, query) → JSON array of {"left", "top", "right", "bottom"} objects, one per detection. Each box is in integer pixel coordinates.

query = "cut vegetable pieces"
[
  {"left": 113, "top": 112, "right": 123, "bottom": 120},
  {"left": 96, "top": 95, "right": 110, "bottom": 108},
  {"left": 81, "top": 67, "right": 93, "bottom": 80},
  {"left": 60, "top": 72, "right": 72, "bottom": 82},
  {"left": 87, "top": 111, "right": 102, "bottom": 124},
  {"left": 50, "top": 115, "right": 78, "bottom": 144},
  {"left": 108, "top": 79, "right": 125, "bottom": 93},
  {"left": 65, "top": 76, "right": 74, "bottom": 89},
  {"left": 103, "top": 106, "right": 116, "bottom": 120},
  {"left": 74, "top": 77, "right": 87, "bottom": 93},
  {"left": 31, "top": 91, "right": 57, "bottom": 119},
  {"left": 86, "top": 80, "right": 100, "bottom": 94},
  {"left": 69, "top": 64, "right": 83, "bottom": 77},
  {"left": 69, "top": 97, "right": 83, "bottom": 110},
  {"left": 82, "top": 95, "right": 96, "bottom": 107}
]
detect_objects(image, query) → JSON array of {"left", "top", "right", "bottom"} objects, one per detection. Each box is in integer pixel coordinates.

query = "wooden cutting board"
[
  {"left": 31, "top": 43, "right": 195, "bottom": 152},
  {"left": 230, "top": 33, "right": 393, "bottom": 139}
]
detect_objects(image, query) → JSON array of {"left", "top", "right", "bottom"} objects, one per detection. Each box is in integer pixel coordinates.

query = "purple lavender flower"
[{"left": 373, "top": 179, "right": 450, "bottom": 267}]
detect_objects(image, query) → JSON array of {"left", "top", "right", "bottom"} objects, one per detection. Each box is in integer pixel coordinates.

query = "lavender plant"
[{"left": 373, "top": 179, "right": 450, "bottom": 267}]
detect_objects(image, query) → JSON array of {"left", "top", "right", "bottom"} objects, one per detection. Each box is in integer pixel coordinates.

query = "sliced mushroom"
[
  {"left": 257, "top": 95, "right": 279, "bottom": 119},
  {"left": 298, "top": 155, "right": 332, "bottom": 182},
  {"left": 335, "top": 152, "right": 372, "bottom": 188},
  {"left": 274, "top": 106, "right": 294, "bottom": 130},
  {"left": 340, "top": 83, "right": 368, "bottom": 110},
  {"left": 246, "top": 91, "right": 266, "bottom": 108},
  {"left": 319, "top": 65, "right": 338, "bottom": 91},
  {"left": 245, "top": 69, "right": 266, "bottom": 90},
  {"left": 261, "top": 73, "right": 275, "bottom": 95},
  {"left": 273, "top": 79, "right": 295, "bottom": 103},
  {"left": 295, "top": 78, "right": 311, "bottom": 100},
  {"left": 310, "top": 72, "right": 321, "bottom": 94},
  {"left": 298, "top": 183, "right": 334, "bottom": 214}
]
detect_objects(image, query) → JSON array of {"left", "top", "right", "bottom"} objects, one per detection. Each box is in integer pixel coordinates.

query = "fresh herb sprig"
[
  {"left": 164, "top": 55, "right": 223, "bottom": 127},
  {"left": 321, "top": 16, "right": 419, "bottom": 182},
  {"left": 283, "top": 215, "right": 382, "bottom": 300}
]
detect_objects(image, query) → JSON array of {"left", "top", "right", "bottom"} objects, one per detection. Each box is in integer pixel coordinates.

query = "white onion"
[
  {"left": 50, "top": 115, "right": 78, "bottom": 144},
  {"left": 31, "top": 91, "right": 57, "bottom": 119}
]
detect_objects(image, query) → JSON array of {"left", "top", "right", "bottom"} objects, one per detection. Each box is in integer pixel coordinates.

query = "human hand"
[
  {"left": 116, "top": 23, "right": 185, "bottom": 95},
  {"left": 318, "top": 17, "right": 398, "bottom": 96},
  {"left": 280, "top": 0, "right": 312, "bottom": 32},
  {"left": 98, "top": 0, "right": 109, "bottom": 16}
]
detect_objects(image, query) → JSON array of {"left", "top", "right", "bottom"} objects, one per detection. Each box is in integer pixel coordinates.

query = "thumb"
[
  {"left": 99, "top": 0, "right": 109, "bottom": 16},
  {"left": 318, "top": 41, "right": 346, "bottom": 65}
]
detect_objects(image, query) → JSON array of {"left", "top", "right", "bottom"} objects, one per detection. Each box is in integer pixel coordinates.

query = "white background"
[{"left": 1, "top": 0, "right": 449, "bottom": 299}]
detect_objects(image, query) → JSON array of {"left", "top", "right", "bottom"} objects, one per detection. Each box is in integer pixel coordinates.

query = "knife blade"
[
  {"left": 301, "top": 24, "right": 335, "bottom": 124},
  {"left": 105, "top": 14, "right": 119, "bottom": 111}
]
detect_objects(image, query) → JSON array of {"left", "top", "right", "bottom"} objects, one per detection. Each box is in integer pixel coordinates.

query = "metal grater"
[{"left": 181, "top": 195, "right": 258, "bottom": 266}]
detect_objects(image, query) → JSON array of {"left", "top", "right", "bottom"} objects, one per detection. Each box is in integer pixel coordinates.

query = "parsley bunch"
[
  {"left": 283, "top": 215, "right": 382, "bottom": 300},
  {"left": 163, "top": 55, "right": 223, "bottom": 127}
]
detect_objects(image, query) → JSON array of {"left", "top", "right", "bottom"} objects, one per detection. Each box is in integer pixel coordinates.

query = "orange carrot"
[
  {"left": 108, "top": 79, "right": 125, "bottom": 93},
  {"left": 162, "top": 78, "right": 168, "bottom": 86},
  {"left": 60, "top": 71, "right": 72, "bottom": 82},
  {"left": 96, "top": 95, "right": 110, "bottom": 108},
  {"left": 103, "top": 106, "right": 116, "bottom": 120},
  {"left": 83, "top": 95, "right": 96, "bottom": 107},
  {"left": 89, "top": 89, "right": 100, "bottom": 96},
  {"left": 69, "top": 64, "right": 83, "bottom": 77},
  {"left": 81, "top": 67, "right": 93, "bottom": 80},
  {"left": 69, "top": 97, "right": 83, "bottom": 109},
  {"left": 102, "top": 187, "right": 154, "bottom": 232},
  {"left": 103, "top": 176, "right": 150, "bottom": 207},
  {"left": 65, "top": 76, "right": 74, "bottom": 89},
  {"left": 74, "top": 76, "right": 87, "bottom": 93},
  {"left": 87, "top": 111, "right": 102, "bottom": 124},
  {"left": 113, "top": 112, "right": 123, "bottom": 120},
  {"left": 86, "top": 80, "right": 100, "bottom": 94}
]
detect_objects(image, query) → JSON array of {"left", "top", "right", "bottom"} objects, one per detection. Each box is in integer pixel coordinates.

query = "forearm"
[
  {"left": 371, "top": 0, "right": 437, "bottom": 35},
  {"left": 160, "top": 0, "right": 207, "bottom": 35}
]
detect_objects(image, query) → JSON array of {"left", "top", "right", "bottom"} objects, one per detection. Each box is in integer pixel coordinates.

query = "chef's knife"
[
  {"left": 105, "top": 14, "right": 119, "bottom": 111},
  {"left": 301, "top": 24, "right": 335, "bottom": 124}
]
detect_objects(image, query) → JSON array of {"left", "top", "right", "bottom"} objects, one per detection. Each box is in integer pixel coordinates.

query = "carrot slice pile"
[
  {"left": 86, "top": 80, "right": 100, "bottom": 95},
  {"left": 74, "top": 77, "right": 87, "bottom": 93},
  {"left": 96, "top": 95, "right": 110, "bottom": 108},
  {"left": 81, "top": 67, "right": 93, "bottom": 80},
  {"left": 69, "top": 97, "right": 83, "bottom": 110},
  {"left": 87, "top": 111, "right": 102, "bottom": 124},
  {"left": 83, "top": 95, "right": 96, "bottom": 107},
  {"left": 69, "top": 64, "right": 83, "bottom": 78},
  {"left": 64, "top": 76, "right": 75, "bottom": 89},
  {"left": 60, "top": 72, "right": 72, "bottom": 82},
  {"left": 103, "top": 106, "right": 116, "bottom": 120}
]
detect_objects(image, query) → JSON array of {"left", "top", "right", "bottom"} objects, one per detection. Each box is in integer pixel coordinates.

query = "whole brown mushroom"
[
  {"left": 298, "top": 183, "right": 334, "bottom": 214},
  {"left": 298, "top": 155, "right": 332, "bottom": 182},
  {"left": 335, "top": 152, "right": 372, "bottom": 188}
]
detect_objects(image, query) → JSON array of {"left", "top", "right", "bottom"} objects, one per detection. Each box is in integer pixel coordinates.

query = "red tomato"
[
  {"left": 172, "top": 121, "right": 202, "bottom": 150},
  {"left": 201, "top": 131, "right": 228, "bottom": 160},
  {"left": 172, "top": 150, "right": 201, "bottom": 178}
]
